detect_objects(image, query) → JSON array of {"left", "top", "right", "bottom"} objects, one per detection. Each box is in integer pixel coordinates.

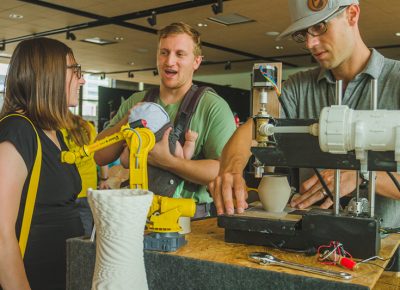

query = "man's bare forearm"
[
  {"left": 376, "top": 172, "right": 400, "bottom": 199},
  {"left": 219, "top": 118, "right": 254, "bottom": 174},
  {"left": 162, "top": 158, "right": 219, "bottom": 185},
  {"left": 94, "top": 116, "right": 128, "bottom": 166}
]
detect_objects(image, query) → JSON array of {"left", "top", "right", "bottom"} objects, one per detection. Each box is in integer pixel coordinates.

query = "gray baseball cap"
[
  {"left": 277, "top": 0, "right": 359, "bottom": 40},
  {"left": 128, "top": 102, "right": 170, "bottom": 133}
]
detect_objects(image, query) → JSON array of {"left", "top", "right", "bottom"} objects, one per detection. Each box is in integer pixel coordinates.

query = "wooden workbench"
[{"left": 66, "top": 218, "right": 400, "bottom": 290}]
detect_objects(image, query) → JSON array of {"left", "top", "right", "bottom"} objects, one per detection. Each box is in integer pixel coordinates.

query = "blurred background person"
[{"left": 61, "top": 113, "right": 110, "bottom": 236}]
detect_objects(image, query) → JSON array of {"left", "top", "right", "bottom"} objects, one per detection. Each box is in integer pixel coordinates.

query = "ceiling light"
[
  {"left": 9, "top": 13, "right": 23, "bottom": 19},
  {"left": 81, "top": 37, "right": 117, "bottom": 45},
  {"left": 208, "top": 13, "right": 254, "bottom": 26},
  {"left": 66, "top": 31, "right": 76, "bottom": 41},
  {"left": 395, "top": 32, "right": 400, "bottom": 37},
  {"left": 197, "top": 23, "right": 208, "bottom": 27},
  {"left": 275, "top": 45, "right": 284, "bottom": 50},
  {"left": 147, "top": 11, "right": 157, "bottom": 27},
  {"left": 135, "top": 48, "right": 148, "bottom": 53},
  {"left": 127, "top": 61, "right": 135, "bottom": 66},
  {"left": 265, "top": 31, "right": 280, "bottom": 36},
  {"left": 211, "top": 0, "right": 223, "bottom": 15},
  {"left": 114, "top": 36, "right": 124, "bottom": 41}
]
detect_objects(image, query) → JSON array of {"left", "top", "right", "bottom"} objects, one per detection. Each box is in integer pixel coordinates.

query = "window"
[
  {"left": 0, "top": 63, "right": 8, "bottom": 111},
  {"left": 78, "top": 74, "right": 110, "bottom": 128}
]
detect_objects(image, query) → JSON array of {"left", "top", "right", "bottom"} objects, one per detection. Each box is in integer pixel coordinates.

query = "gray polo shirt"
[
  {"left": 280, "top": 49, "right": 400, "bottom": 227},
  {"left": 281, "top": 49, "right": 400, "bottom": 118}
]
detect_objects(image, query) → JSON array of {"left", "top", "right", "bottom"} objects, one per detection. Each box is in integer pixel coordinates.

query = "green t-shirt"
[{"left": 108, "top": 89, "right": 236, "bottom": 203}]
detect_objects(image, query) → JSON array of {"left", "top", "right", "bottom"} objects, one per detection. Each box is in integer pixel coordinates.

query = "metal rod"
[
  {"left": 356, "top": 171, "right": 360, "bottom": 201},
  {"left": 370, "top": 78, "right": 378, "bottom": 110},
  {"left": 334, "top": 170, "right": 341, "bottom": 215},
  {"left": 333, "top": 79, "right": 343, "bottom": 215},
  {"left": 368, "top": 171, "right": 376, "bottom": 217},
  {"left": 268, "top": 126, "right": 311, "bottom": 134},
  {"left": 369, "top": 79, "right": 378, "bottom": 217},
  {"left": 335, "top": 80, "right": 343, "bottom": 105}
]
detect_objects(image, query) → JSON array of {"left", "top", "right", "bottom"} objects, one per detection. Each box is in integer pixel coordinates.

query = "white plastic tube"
[{"left": 319, "top": 105, "right": 400, "bottom": 154}]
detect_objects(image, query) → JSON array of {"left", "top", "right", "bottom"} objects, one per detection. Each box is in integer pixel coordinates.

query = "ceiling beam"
[{"left": 13, "top": 0, "right": 298, "bottom": 68}]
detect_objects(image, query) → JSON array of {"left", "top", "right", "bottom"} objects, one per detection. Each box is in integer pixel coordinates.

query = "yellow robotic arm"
[
  {"left": 61, "top": 122, "right": 195, "bottom": 234},
  {"left": 62, "top": 124, "right": 154, "bottom": 190}
]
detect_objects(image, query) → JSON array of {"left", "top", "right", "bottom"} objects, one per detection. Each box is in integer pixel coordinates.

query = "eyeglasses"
[
  {"left": 67, "top": 64, "right": 82, "bottom": 79},
  {"left": 291, "top": 7, "right": 347, "bottom": 43}
]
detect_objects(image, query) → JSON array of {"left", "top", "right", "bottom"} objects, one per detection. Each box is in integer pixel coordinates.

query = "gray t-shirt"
[{"left": 280, "top": 49, "right": 400, "bottom": 227}]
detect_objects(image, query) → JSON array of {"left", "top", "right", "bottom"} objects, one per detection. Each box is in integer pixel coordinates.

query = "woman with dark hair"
[{"left": 0, "top": 37, "right": 85, "bottom": 290}]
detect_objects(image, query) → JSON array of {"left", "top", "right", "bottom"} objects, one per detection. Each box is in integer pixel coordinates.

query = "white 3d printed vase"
[
  {"left": 258, "top": 175, "right": 291, "bottom": 213},
  {"left": 87, "top": 189, "right": 153, "bottom": 290}
]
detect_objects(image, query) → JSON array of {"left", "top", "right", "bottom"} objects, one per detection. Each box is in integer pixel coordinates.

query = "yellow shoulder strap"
[{"left": 0, "top": 114, "right": 42, "bottom": 259}]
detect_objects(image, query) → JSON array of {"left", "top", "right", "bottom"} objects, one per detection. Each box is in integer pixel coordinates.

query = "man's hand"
[
  {"left": 290, "top": 170, "right": 357, "bottom": 209},
  {"left": 207, "top": 119, "right": 253, "bottom": 215},
  {"left": 148, "top": 127, "right": 176, "bottom": 169},
  {"left": 208, "top": 172, "right": 248, "bottom": 215}
]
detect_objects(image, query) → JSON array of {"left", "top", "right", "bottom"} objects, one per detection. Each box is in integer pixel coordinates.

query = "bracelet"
[{"left": 100, "top": 177, "right": 109, "bottom": 181}]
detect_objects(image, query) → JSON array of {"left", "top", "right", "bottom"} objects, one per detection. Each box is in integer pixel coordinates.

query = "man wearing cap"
[
  {"left": 95, "top": 22, "right": 236, "bottom": 217},
  {"left": 209, "top": 0, "right": 400, "bottom": 227}
]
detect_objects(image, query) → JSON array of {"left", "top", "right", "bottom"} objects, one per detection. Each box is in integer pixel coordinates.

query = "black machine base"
[{"left": 218, "top": 208, "right": 380, "bottom": 259}]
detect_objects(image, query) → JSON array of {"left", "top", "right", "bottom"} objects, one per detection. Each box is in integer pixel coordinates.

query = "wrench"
[{"left": 249, "top": 252, "right": 353, "bottom": 280}]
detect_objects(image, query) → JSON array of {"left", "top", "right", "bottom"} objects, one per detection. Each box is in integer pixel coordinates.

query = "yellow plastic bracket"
[
  {"left": 146, "top": 195, "right": 196, "bottom": 233},
  {"left": 128, "top": 127, "right": 155, "bottom": 190},
  {"left": 147, "top": 207, "right": 182, "bottom": 232}
]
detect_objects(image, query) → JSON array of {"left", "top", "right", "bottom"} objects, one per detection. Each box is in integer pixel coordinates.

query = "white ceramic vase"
[
  {"left": 258, "top": 175, "right": 291, "bottom": 213},
  {"left": 87, "top": 189, "right": 153, "bottom": 290}
]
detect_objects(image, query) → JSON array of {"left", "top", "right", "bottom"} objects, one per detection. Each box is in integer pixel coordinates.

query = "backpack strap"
[
  {"left": 0, "top": 114, "right": 42, "bottom": 259},
  {"left": 143, "top": 87, "right": 160, "bottom": 102},
  {"left": 172, "top": 85, "right": 215, "bottom": 193},
  {"left": 172, "top": 85, "right": 216, "bottom": 146}
]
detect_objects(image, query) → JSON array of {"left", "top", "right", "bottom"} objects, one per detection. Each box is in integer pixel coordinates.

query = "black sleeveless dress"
[{"left": 0, "top": 116, "right": 84, "bottom": 290}]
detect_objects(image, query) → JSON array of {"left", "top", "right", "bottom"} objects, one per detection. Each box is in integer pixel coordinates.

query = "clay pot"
[{"left": 258, "top": 175, "right": 291, "bottom": 212}]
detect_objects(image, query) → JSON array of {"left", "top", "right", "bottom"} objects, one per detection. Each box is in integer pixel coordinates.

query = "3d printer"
[{"left": 218, "top": 63, "right": 400, "bottom": 258}]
